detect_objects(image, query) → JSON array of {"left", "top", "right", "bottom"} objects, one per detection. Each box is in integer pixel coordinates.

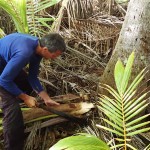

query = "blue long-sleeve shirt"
[{"left": 0, "top": 33, "right": 44, "bottom": 96}]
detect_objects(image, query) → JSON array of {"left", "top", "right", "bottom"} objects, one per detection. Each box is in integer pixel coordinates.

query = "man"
[{"left": 0, "top": 32, "right": 66, "bottom": 150}]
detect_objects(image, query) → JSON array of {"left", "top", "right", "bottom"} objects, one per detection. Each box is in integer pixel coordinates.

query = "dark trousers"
[{"left": 0, "top": 70, "right": 32, "bottom": 150}]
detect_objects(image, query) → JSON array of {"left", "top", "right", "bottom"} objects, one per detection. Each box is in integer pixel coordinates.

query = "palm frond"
[
  {"left": 97, "top": 52, "right": 150, "bottom": 150},
  {"left": 0, "top": 0, "right": 28, "bottom": 33},
  {"left": 27, "top": 0, "right": 61, "bottom": 36}
]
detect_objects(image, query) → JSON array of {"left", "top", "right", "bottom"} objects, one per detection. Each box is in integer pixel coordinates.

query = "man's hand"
[
  {"left": 44, "top": 99, "right": 60, "bottom": 106},
  {"left": 18, "top": 93, "right": 37, "bottom": 108},
  {"left": 38, "top": 91, "right": 60, "bottom": 107}
]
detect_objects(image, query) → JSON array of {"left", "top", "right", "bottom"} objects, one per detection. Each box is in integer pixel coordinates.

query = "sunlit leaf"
[
  {"left": 126, "top": 114, "right": 150, "bottom": 127},
  {"left": 49, "top": 133, "right": 110, "bottom": 150},
  {"left": 127, "top": 127, "right": 150, "bottom": 136},
  {"left": 124, "top": 69, "right": 146, "bottom": 98},
  {"left": 125, "top": 103, "right": 148, "bottom": 121},
  {"left": 102, "top": 118, "right": 123, "bottom": 132},
  {"left": 121, "top": 52, "right": 134, "bottom": 94},
  {"left": 124, "top": 93, "right": 147, "bottom": 113},
  {"left": 114, "top": 59, "right": 124, "bottom": 95},
  {"left": 96, "top": 125, "right": 124, "bottom": 136},
  {"left": 126, "top": 121, "right": 150, "bottom": 131}
]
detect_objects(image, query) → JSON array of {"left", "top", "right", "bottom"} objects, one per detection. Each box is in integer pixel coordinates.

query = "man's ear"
[
  {"left": 41, "top": 47, "right": 49, "bottom": 55},
  {"left": 42, "top": 47, "right": 48, "bottom": 51}
]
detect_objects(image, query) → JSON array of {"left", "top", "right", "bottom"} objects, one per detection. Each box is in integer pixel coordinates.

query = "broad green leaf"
[
  {"left": 49, "top": 133, "right": 110, "bottom": 150},
  {"left": 18, "top": 0, "right": 28, "bottom": 33},
  {"left": 60, "top": 145, "right": 108, "bottom": 150},
  {"left": 114, "top": 59, "right": 124, "bottom": 95},
  {"left": 120, "top": 52, "right": 135, "bottom": 94}
]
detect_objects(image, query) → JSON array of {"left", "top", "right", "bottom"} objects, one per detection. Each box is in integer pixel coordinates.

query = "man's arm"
[
  {"left": 0, "top": 54, "right": 29, "bottom": 96},
  {"left": 28, "top": 55, "right": 59, "bottom": 106},
  {"left": 38, "top": 91, "right": 59, "bottom": 106},
  {"left": 0, "top": 54, "right": 38, "bottom": 107}
]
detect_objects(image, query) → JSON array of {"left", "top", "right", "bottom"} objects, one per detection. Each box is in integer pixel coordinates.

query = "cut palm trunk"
[{"left": 23, "top": 102, "right": 94, "bottom": 123}]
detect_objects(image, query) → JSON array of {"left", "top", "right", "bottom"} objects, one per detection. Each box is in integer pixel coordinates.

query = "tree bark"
[
  {"left": 101, "top": 0, "right": 150, "bottom": 88},
  {"left": 100, "top": 0, "right": 150, "bottom": 113}
]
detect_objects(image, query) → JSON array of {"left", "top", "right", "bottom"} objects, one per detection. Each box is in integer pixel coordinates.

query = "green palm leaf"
[
  {"left": 100, "top": 96, "right": 122, "bottom": 111},
  {"left": 126, "top": 114, "right": 150, "bottom": 126},
  {"left": 102, "top": 118, "right": 124, "bottom": 132},
  {"left": 120, "top": 51, "right": 134, "bottom": 94},
  {"left": 100, "top": 96, "right": 122, "bottom": 115},
  {"left": 124, "top": 69, "right": 146, "bottom": 98},
  {"left": 49, "top": 133, "right": 110, "bottom": 150},
  {"left": 124, "top": 92, "right": 146, "bottom": 110},
  {"left": 27, "top": 0, "right": 61, "bottom": 36},
  {"left": 34, "top": 0, "right": 61, "bottom": 13},
  {"left": 96, "top": 124, "right": 124, "bottom": 136},
  {"left": 0, "top": 0, "right": 61, "bottom": 35},
  {"left": 98, "top": 52, "right": 150, "bottom": 149},
  {"left": 0, "top": 0, "right": 28, "bottom": 33},
  {"left": 114, "top": 59, "right": 124, "bottom": 95},
  {"left": 98, "top": 106, "right": 123, "bottom": 125},
  {"left": 125, "top": 103, "right": 149, "bottom": 121}
]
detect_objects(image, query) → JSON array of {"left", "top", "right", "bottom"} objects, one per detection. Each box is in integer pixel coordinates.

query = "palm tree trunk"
[{"left": 101, "top": 0, "right": 150, "bottom": 88}]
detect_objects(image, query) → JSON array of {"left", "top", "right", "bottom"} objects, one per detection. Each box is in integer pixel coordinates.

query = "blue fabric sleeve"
[
  {"left": 0, "top": 54, "right": 29, "bottom": 96},
  {"left": 28, "top": 56, "right": 43, "bottom": 93}
]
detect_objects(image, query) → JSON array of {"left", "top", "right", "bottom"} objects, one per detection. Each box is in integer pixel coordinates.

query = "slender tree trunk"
[
  {"left": 101, "top": 0, "right": 150, "bottom": 88},
  {"left": 100, "top": 0, "right": 150, "bottom": 113}
]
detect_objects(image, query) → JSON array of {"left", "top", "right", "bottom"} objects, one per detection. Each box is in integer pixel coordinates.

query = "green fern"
[{"left": 97, "top": 52, "right": 150, "bottom": 150}]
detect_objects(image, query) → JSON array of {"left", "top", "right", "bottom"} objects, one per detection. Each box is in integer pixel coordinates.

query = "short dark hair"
[{"left": 39, "top": 33, "right": 66, "bottom": 52}]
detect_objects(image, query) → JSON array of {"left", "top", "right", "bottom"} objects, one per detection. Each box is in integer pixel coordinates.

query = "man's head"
[{"left": 37, "top": 33, "right": 66, "bottom": 59}]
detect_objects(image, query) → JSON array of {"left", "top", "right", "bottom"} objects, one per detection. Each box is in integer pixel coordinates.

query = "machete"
[{"left": 36, "top": 102, "right": 88, "bottom": 125}]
